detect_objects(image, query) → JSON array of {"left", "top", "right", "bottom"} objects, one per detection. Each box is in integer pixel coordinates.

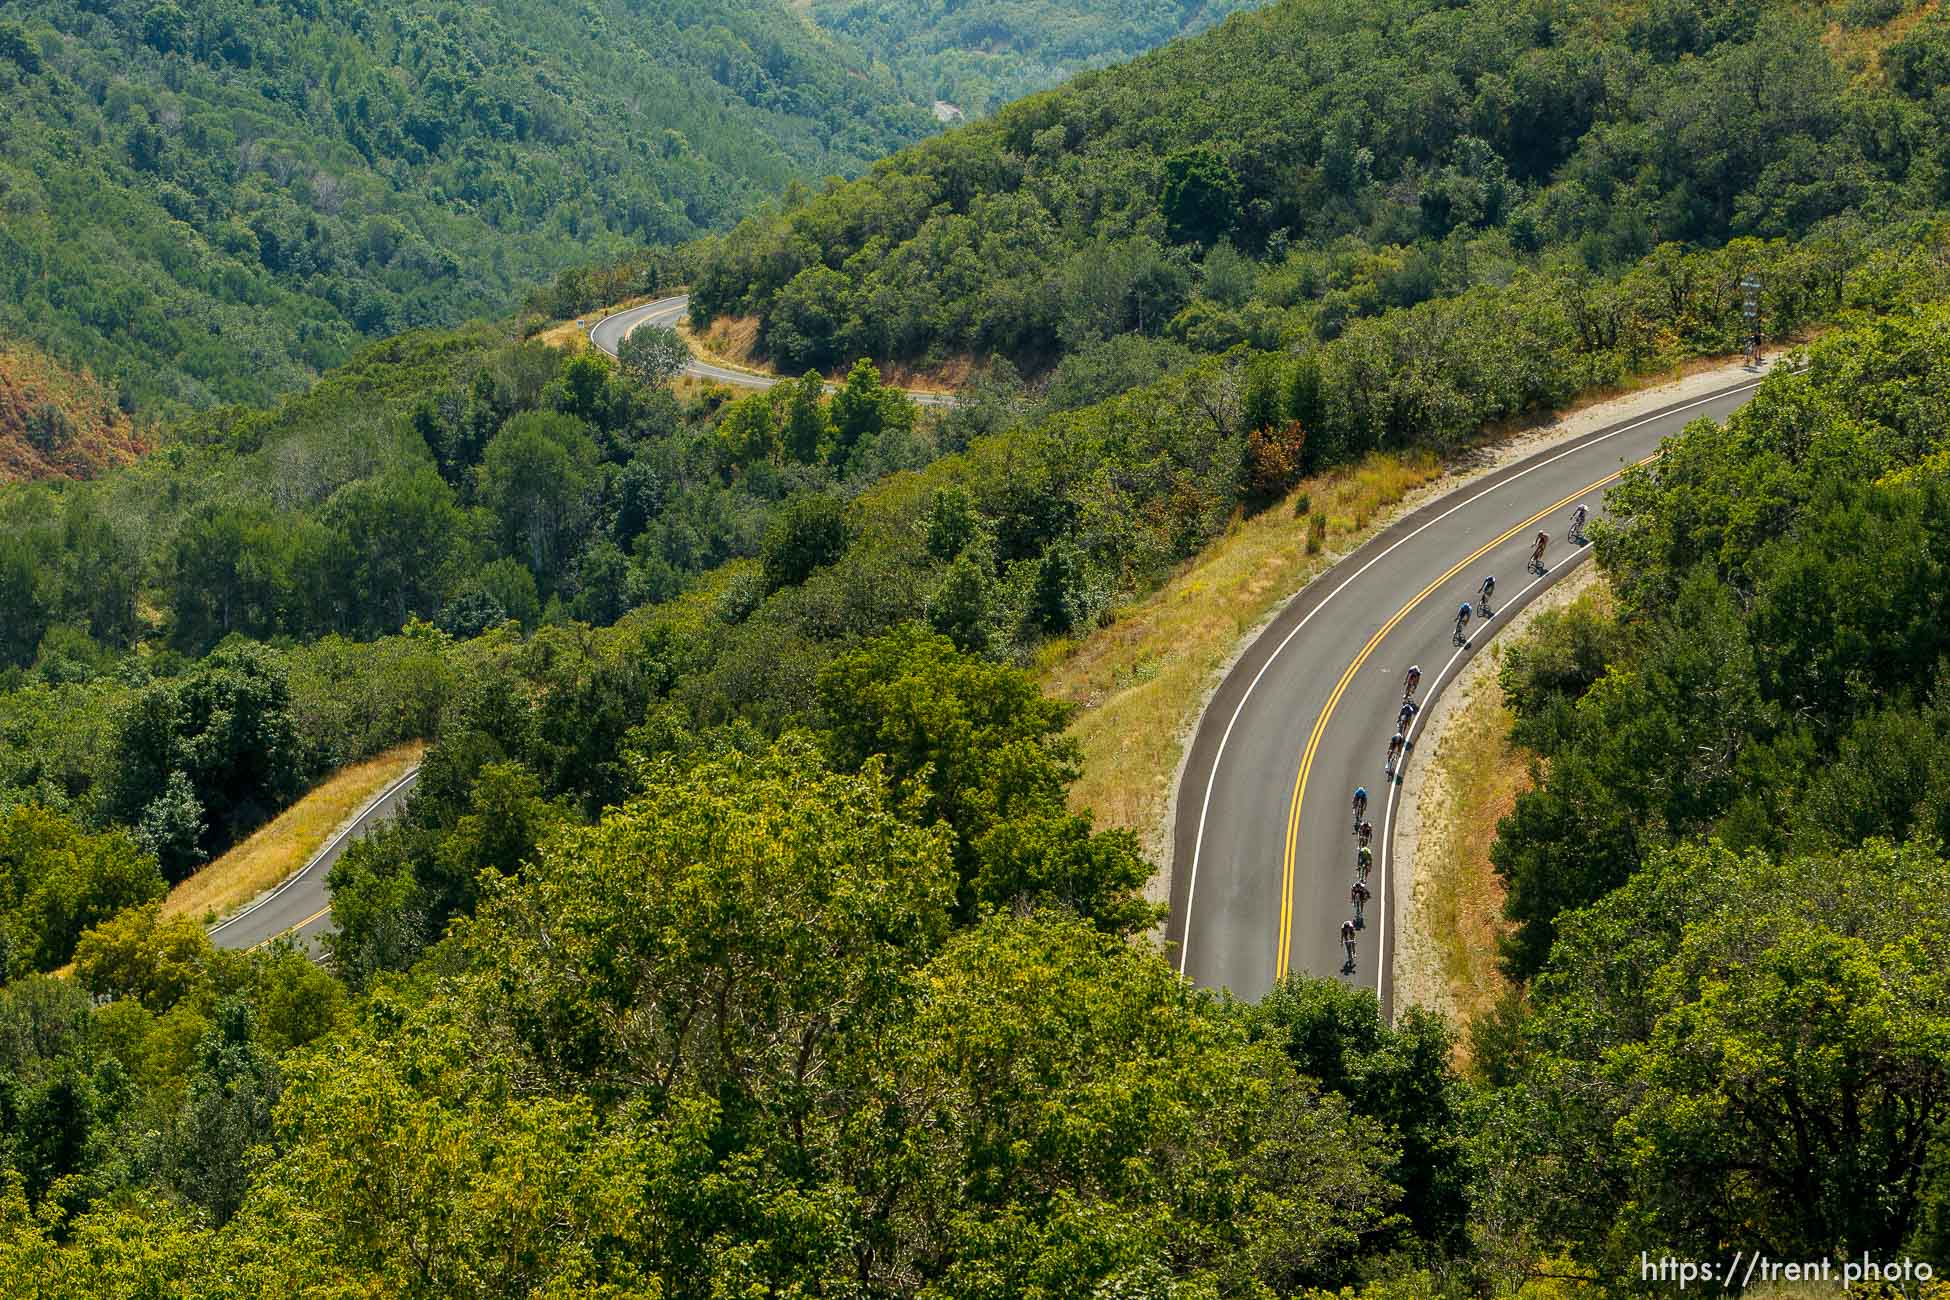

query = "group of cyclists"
[
  {"left": 1450, "top": 506, "right": 1583, "bottom": 647},
  {"left": 1336, "top": 502, "right": 1589, "bottom": 977}
]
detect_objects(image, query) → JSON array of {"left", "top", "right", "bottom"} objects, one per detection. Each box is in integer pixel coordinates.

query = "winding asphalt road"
[
  {"left": 208, "top": 769, "right": 419, "bottom": 952},
  {"left": 589, "top": 294, "right": 956, "bottom": 407},
  {"left": 1164, "top": 374, "right": 1767, "bottom": 1013}
]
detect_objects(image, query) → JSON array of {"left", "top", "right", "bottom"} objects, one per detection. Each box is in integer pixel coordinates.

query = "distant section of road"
[
  {"left": 1167, "top": 375, "right": 1767, "bottom": 1013},
  {"left": 208, "top": 767, "right": 420, "bottom": 952},
  {"left": 588, "top": 294, "right": 956, "bottom": 407}
]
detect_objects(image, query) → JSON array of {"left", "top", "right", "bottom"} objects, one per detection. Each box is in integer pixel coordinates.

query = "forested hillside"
[
  {"left": 691, "top": 0, "right": 1946, "bottom": 385},
  {"left": 9, "top": 299, "right": 1950, "bottom": 1294},
  {"left": 1472, "top": 304, "right": 1950, "bottom": 1275},
  {"left": 809, "top": 0, "right": 1269, "bottom": 115},
  {"left": 12, "top": 0, "right": 1950, "bottom": 1291},
  {"left": 0, "top": 0, "right": 931, "bottom": 411}
]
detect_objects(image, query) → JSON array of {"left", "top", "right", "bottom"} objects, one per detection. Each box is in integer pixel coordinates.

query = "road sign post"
[{"left": 1740, "top": 274, "right": 1762, "bottom": 363}]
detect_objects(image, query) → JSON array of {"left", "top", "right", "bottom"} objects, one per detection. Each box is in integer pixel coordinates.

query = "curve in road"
[
  {"left": 588, "top": 295, "right": 957, "bottom": 407},
  {"left": 208, "top": 767, "right": 420, "bottom": 952},
  {"left": 206, "top": 297, "right": 943, "bottom": 956},
  {"left": 1166, "top": 374, "right": 1767, "bottom": 1013}
]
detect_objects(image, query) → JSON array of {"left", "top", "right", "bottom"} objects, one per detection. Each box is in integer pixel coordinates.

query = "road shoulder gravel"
[{"left": 1390, "top": 561, "right": 1604, "bottom": 1021}]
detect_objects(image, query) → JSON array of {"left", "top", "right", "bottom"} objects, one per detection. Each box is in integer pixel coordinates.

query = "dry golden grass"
[
  {"left": 680, "top": 315, "right": 969, "bottom": 395},
  {"left": 1421, "top": 672, "right": 1526, "bottom": 1040},
  {"left": 162, "top": 741, "right": 426, "bottom": 925},
  {"left": 532, "top": 295, "right": 665, "bottom": 354},
  {"left": 534, "top": 319, "right": 592, "bottom": 353},
  {"left": 1824, "top": 0, "right": 1939, "bottom": 86},
  {"left": 1043, "top": 451, "right": 1443, "bottom": 841},
  {"left": 687, "top": 315, "right": 766, "bottom": 370}
]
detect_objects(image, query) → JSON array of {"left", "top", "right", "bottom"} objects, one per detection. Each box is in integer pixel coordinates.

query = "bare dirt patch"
[{"left": 0, "top": 342, "right": 152, "bottom": 482}]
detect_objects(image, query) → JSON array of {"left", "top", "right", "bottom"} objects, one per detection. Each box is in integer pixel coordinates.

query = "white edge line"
[
  {"left": 207, "top": 766, "right": 421, "bottom": 937},
  {"left": 1176, "top": 377, "right": 1762, "bottom": 977},
  {"left": 1375, "top": 544, "right": 1594, "bottom": 1000}
]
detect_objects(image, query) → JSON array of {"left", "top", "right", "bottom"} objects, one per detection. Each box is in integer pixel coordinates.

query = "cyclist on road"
[
  {"left": 1357, "top": 843, "right": 1372, "bottom": 881},
  {"left": 1397, "top": 698, "right": 1419, "bottom": 734},
  {"left": 1570, "top": 503, "right": 1589, "bottom": 545},
  {"left": 1477, "top": 573, "right": 1496, "bottom": 618},
  {"left": 1385, "top": 731, "right": 1406, "bottom": 775},
  {"left": 1351, "top": 787, "right": 1369, "bottom": 831},
  {"left": 1355, "top": 819, "right": 1373, "bottom": 848},
  {"left": 1530, "top": 531, "right": 1550, "bottom": 574},
  {"left": 1351, "top": 877, "right": 1371, "bottom": 928},
  {"left": 1403, "top": 665, "right": 1423, "bottom": 700},
  {"left": 1340, "top": 919, "right": 1358, "bottom": 973},
  {"left": 1453, "top": 601, "right": 1473, "bottom": 645}
]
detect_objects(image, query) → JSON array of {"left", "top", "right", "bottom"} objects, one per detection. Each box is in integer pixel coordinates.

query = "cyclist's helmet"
[
  {"left": 1458, "top": 601, "right": 1472, "bottom": 618},
  {"left": 1358, "top": 845, "right": 1372, "bottom": 861},
  {"left": 1354, "top": 786, "right": 1368, "bottom": 802}
]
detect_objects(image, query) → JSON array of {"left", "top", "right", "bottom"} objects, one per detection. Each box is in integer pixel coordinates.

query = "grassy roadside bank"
[
  {"left": 162, "top": 741, "right": 425, "bottom": 926},
  {"left": 1038, "top": 354, "right": 1762, "bottom": 884},
  {"left": 1041, "top": 452, "right": 1442, "bottom": 856}
]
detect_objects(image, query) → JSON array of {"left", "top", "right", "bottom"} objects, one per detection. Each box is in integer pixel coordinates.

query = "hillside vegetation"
[
  {"left": 0, "top": 0, "right": 931, "bottom": 411},
  {"left": 810, "top": 0, "right": 1271, "bottom": 115},
  {"left": 7, "top": 302, "right": 1950, "bottom": 1293},
  {"left": 0, "top": 342, "right": 150, "bottom": 482},
  {"left": 10, "top": 0, "right": 1950, "bottom": 1292},
  {"left": 691, "top": 0, "right": 1948, "bottom": 382}
]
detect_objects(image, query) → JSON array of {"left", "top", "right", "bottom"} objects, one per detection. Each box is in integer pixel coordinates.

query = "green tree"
[
  {"left": 166, "top": 1001, "right": 280, "bottom": 1226},
  {"left": 476, "top": 412, "right": 600, "bottom": 590},
  {"left": 0, "top": 537, "right": 47, "bottom": 669},
  {"left": 616, "top": 324, "right": 691, "bottom": 387},
  {"left": 760, "top": 491, "right": 851, "bottom": 592},
  {"left": 0, "top": 806, "right": 165, "bottom": 977},
  {"left": 133, "top": 771, "right": 208, "bottom": 884},
  {"left": 1252, "top": 978, "right": 1472, "bottom": 1253},
  {"left": 424, "top": 762, "right": 571, "bottom": 926},
  {"left": 319, "top": 467, "right": 467, "bottom": 636},
  {"left": 827, "top": 359, "right": 913, "bottom": 469},
  {"left": 1487, "top": 840, "right": 1950, "bottom": 1270},
  {"left": 72, "top": 905, "right": 219, "bottom": 1014},
  {"left": 106, "top": 643, "right": 305, "bottom": 869},
  {"left": 923, "top": 485, "right": 984, "bottom": 561},
  {"left": 1161, "top": 146, "right": 1242, "bottom": 246},
  {"left": 780, "top": 371, "right": 833, "bottom": 463},
  {"left": 925, "top": 549, "right": 995, "bottom": 653}
]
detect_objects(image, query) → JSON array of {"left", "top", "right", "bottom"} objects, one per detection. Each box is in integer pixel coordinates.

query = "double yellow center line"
[{"left": 1272, "top": 456, "right": 1655, "bottom": 976}]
